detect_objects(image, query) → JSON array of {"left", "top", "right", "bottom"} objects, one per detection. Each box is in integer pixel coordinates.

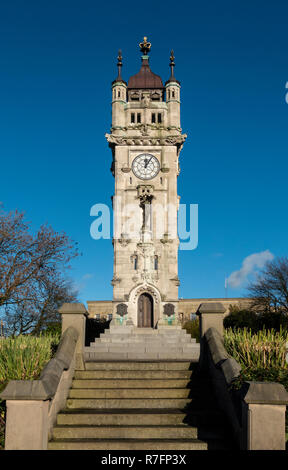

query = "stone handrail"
[
  {"left": 0, "top": 326, "right": 79, "bottom": 450},
  {"left": 202, "top": 325, "right": 288, "bottom": 450},
  {"left": 1, "top": 327, "right": 78, "bottom": 400},
  {"left": 205, "top": 327, "right": 242, "bottom": 385}
]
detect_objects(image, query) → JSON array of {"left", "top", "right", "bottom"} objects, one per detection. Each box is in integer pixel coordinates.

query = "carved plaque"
[
  {"left": 117, "top": 303, "right": 128, "bottom": 317},
  {"left": 164, "top": 303, "right": 175, "bottom": 317}
]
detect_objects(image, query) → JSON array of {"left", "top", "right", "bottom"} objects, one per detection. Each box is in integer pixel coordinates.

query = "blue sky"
[{"left": 0, "top": 0, "right": 287, "bottom": 305}]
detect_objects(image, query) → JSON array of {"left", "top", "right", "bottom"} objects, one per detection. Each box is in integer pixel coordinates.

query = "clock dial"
[{"left": 132, "top": 154, "right": 160, "bottom": 180}]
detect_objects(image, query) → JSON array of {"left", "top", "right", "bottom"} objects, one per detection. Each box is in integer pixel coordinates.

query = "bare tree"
[
  {"left": 247, "top": 257, "right": 288, "bottom": 314},
  {"left": 5, "top": 277, "right": 78, "bottom": 336},
  {"left": 0, "top": 208, "right": 79, "bottom": 334}
]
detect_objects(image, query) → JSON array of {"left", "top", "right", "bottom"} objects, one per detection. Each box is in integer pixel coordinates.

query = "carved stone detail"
[
  {"left": 131, "top": 284, "right": 159, "bottom": 305},
  {"left": 163, "top": 303, "right": 175, "bottom": 317},
  {"left": 105, "top": 133, "right": 187, "bottom": 147},
  {"left": 116, "top": 303, "right": 128, "bottom": 316},
  {"left": 118, "top": 233, "right": 131, "bottom": 247},
  {"left": 111, "top": 277, "right": 121, "bottom": 286},
  {"left": 160, "top": 233, "right": 173, "bottom": 244},
  {"left": 170, "top": 276, "right": 180, "bottom": 286}
]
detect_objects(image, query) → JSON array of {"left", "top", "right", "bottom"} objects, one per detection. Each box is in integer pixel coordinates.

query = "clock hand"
[{"left": 145, "top": 157, "right": 152, "bottom": 168}]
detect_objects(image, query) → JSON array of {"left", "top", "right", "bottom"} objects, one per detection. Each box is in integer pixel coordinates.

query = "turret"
[
  {"left": 111, "top": 50, "right": 127, "bottom": 131},
  {"left": 165, "top": 50, "right": 181, "bottom": 131}
]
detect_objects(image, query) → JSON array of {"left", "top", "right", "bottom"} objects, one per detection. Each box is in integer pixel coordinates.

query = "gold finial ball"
[{"left": 139, "top": 36, "right": 151, "bottom": 55}]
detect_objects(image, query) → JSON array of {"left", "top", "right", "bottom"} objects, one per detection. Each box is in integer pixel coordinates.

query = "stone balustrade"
[
  {"left": 197, "top": 302, "right": 288, "bottom": 450},
  {"left": 0, "top": 302, "right": 88, "bottom": 450}
]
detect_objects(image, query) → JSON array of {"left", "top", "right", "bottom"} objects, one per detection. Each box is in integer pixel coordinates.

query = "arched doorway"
[{"left": 138, "top": 293, "right": 153, "bottom": 327}]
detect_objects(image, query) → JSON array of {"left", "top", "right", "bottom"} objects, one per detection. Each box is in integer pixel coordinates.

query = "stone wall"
[{"left": 87, "top": 297, "right": 251, "bottom": 321}]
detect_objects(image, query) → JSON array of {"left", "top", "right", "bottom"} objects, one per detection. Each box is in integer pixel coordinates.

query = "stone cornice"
[{"left": 105, "top": 133, "right": 187, "bottom": 147}]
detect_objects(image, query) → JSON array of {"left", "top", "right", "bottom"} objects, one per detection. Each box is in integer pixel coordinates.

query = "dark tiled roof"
[{"left": 128, "top": 60, "right": 163, "bottom": 90}]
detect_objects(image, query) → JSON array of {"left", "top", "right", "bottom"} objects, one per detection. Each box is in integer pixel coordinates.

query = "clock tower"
[{"left": 106, "top": 38, "right": 187, "bottom": 328}]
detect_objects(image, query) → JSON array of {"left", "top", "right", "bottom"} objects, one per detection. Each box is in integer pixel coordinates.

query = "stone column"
[
  {"left": 59, "top": 303, "right": 88, "bottom": 370},
  {"left": 196, "top": 302, "right": 226, "bottom": 338},
  {"left": 240, "top": 382, "right": 288, "bottom": 450}
]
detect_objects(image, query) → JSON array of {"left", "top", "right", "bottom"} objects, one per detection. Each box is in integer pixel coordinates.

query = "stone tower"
[{"left": 106, "top": 38, "right": 187, "bottom": 328}]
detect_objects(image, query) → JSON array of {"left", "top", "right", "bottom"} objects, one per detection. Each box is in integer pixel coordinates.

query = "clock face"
[{"left": 132, "top": 154, "right": 160, "bottom": 180}]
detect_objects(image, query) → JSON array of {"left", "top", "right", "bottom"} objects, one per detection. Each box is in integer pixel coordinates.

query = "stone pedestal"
[
  {"left": 197, "top": 302, "right": 226, "bottom": 338},
  {"left": 59, "top": 303, "right": 88, "bottom": 370},
  {"left": 240, "top": 381, "right": 288, "bottom": 450}
]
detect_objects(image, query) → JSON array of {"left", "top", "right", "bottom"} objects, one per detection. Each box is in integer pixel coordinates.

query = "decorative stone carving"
[
  {"left": 105, "top": 133, "right": 187, "bottom": 147},
  {"left": 121, "top": 167, "right": 131, "bottom": 173},
  {"left": 111, "top": 277, "right": 121, "bottom": 286},
  {"left": 141, "top": 95, "right": 150, "bottom": 108},
  {"left": 170, "top": 276, "right": 180, "bottom": 286},
  {"left": 164, "top": 303, "right": 175, "bottom": 317},
  {"left": 131, "top": 284, "right": 159, "bottom": 305},
  {"left": 160, "top": 233, "right": 173, "bottom": 244},
  {"left": 118, "top": 233, "right": 131, "bottom": 247},
  {"left": 140, "top": 124, "right": 149, "bottom": 136},
  {"left": 137, "top": 185, "right": 154, "bottom": 201},
  {"left": 116, "top": 303, "right": 128, "bottom": 316}
]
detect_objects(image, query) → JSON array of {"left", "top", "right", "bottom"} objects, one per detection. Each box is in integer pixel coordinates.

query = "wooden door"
[{"left": 138, "top": 293, "right": 153, "bottom": 327}]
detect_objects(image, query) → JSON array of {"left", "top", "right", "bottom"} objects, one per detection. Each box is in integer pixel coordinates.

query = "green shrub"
[
  {"left": 182, "top": 318, "right": 200, "bottom": 343},
  {"left": 42, "top": 322, "right": 62, "bottom": 337},
  {"left": 224, "top": 308, "right": 258, "bottom": 331},
  {"left": 224, "top": 306, "right": 288, "bottom": 333}
]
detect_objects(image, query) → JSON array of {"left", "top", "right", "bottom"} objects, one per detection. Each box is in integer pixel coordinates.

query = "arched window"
[
  {"left": 132, "top": 255, "right": 138, "bottom": 270},
  {"left": 154, "top": 255, "right": 158, "bottom": 270}
]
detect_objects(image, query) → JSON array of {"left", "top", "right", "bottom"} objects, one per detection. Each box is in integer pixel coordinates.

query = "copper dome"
[{"left": 128, "top": 59, "right": 164, "bottom": 90}]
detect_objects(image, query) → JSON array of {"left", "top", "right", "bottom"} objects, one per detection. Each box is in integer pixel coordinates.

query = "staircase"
[
  {"left": 48, "top": 360, "right": 233, "bottom": 450},
  {"left": 84, "top": 326, "right": 200, "bottom": 361}
]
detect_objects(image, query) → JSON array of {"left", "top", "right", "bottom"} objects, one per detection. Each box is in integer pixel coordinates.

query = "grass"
[
  {"left": 224, "top": 327, "right": 288, "bottom": 371},
  {"left": 224, "top": 327, "right": 288, "bottom": 445},
  {"left": 0, "top": 333, "right": 60, "bottom": 450}
]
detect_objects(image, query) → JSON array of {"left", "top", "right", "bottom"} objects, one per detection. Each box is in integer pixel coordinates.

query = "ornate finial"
[
  {"left": 116, "top": 49, "right": 123, "bottom": 80},
  {"left": 169, "top": 50, "right": 175, "bottom": 79},
  {"left": 139, "top": 36, "right": 151, "bottom": 55}
]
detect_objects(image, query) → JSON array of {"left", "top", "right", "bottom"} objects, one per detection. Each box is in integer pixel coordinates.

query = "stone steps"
[
  {"left": 56, "top": 409, "right": 224, "bottom": 427},
  {"left": 85, "top": 345, "right": 199, "bottom": 352},
  {"left": 68, "top": 388, "right": 192, "bottom": 399},
  {"left": 48, "top": 438, "right": 209, "bottom": 450},
  {"left": 52, "top": 424, "right": 202, "bottom": 440},
  {"left": 48, "top": 359, "right": 231, "bottom": 450},
  {"left": 84, "top": 352, "right": 199, "bottom": 361},
  {"left": 97, "top": 334, "right": 195, "bottom": 342},
  {"left": 74, "top": 369, "right": 193, "bottom": 379},
  {"left": 66, "top": 397, "right": 192, "bottom": 409},
  {"left": 72, "top": 378, "right": 191, "bottom": 388},
  {"left": 85, "top": 326, "right": 200, "bottom": 361},
  {"left": 84, "top": 361, "right": 194, "bottom": 370},
  {"left": 51, "top": 424, "right": 227, "bottom": 441}
]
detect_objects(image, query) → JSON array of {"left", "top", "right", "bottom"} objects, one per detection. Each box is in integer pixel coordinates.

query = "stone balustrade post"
[
  {"left": 59, "top": 303, "right": 88, "bottom": 370},
  {"left": 196, "top": 302, "right": 226, "bottom": 338},
  {"left": 240, "top": 381, "right": 288, "bottom": 450},
  {"left": 4, "top": 400, "right": 49, "bottom": 450}
]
